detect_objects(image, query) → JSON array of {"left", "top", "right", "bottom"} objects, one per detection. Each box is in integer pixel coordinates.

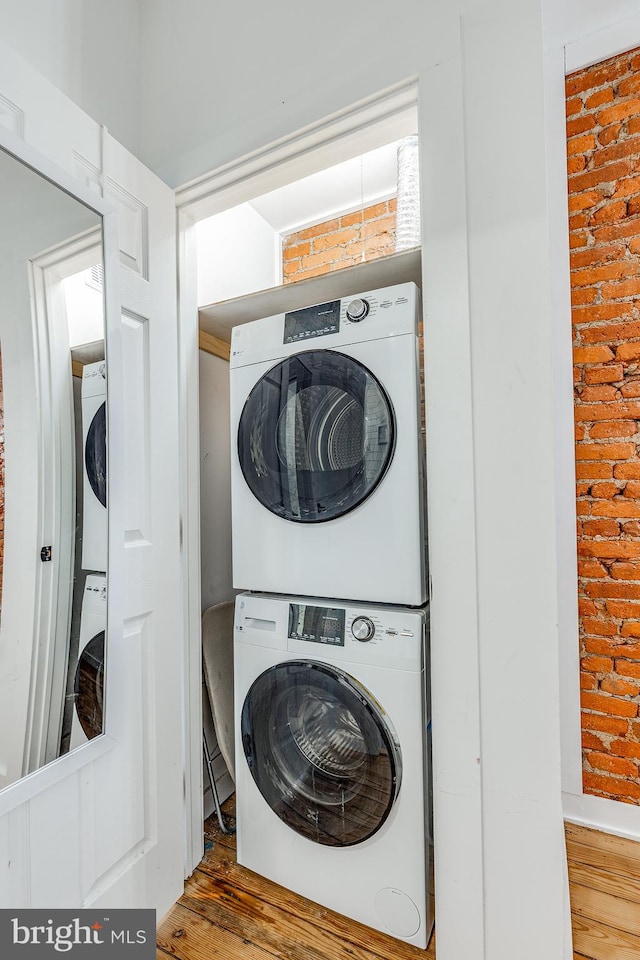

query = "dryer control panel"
[
  {"left": 282, "top": 289, "right": 412, "bottom": 346},
  {"left": 230, "top": 282, "right": 419, "bottom": 369}
]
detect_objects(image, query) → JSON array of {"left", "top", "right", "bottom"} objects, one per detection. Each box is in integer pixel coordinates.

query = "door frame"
[{"left": 175, "top": 78, "right": 421, "bottom": 875}]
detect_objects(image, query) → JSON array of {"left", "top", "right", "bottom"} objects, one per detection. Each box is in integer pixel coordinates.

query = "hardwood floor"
[
  {"left": 159, "top": 802, "right": 640, "bottom": 959},
  {"left": 566, "top": 821, "right": 640, "bottom": 960},
  {"left": 157, "top": 797, "right": 436, "bottom": 960}
]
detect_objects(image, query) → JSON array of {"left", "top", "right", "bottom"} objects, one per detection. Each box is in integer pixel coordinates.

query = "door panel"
[{"left": 0, "top": 39, "right": 183, "bottom": 917}]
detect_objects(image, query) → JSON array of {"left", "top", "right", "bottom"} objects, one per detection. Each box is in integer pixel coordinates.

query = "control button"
[
  {"left": 400, "top": 630, "right": 414, "bottom": 637},
  {"left": 351, "top": 616, "right": 375, "bottom": 642},
  {"left": 385, "top": 628, "right": 398, "bottom": 636},
  {"left": 346, "top": 298, "right": 369, "bottom": 322}
]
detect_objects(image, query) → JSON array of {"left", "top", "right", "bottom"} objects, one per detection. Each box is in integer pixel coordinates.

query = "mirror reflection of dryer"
[
  {"left": 234, "top": 592, "right": 433, "bottom": 948},
  {"left": 81, "top": 359, "right": 107, "bottom": 572},
  {"left": 70, "top": 574, "right": 106, "bottom": 749},
  {"left": 230, "top": 282, "right": 426, "bottom": 606}
]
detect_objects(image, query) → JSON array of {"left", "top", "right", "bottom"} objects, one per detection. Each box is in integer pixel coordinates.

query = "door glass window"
[
  {"left": 85, "top": 400, "right": 107, "bottom": 507},
  {"left": 241, "top": 660, "right": 401, "bottom": 846},
  {"left": 74, "top": 630, "right": 105, "bottom": 740},
  {"left": 238, "top": 350, "right": 394, "bottom": 522}
]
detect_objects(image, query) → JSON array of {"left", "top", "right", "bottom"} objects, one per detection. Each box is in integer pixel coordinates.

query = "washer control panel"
[
  {"left": 351, "top": 616, "right": 375, "bottom": 642},
  {"left": 286, "top": 601, "right": 418, "bottom": 651},
  {"left": 236, "top": 593, "right": 424, "bottom": 672},
  {"left": 345, "top": 297, "right": 370, "bottom": 322}
]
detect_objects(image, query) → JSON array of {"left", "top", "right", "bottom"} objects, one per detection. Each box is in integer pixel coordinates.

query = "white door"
[{"left": 0, "top": 42, "right": 184, "bottom": 916}]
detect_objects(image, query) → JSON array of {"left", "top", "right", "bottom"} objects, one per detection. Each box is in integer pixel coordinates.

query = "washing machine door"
[
  {"left": 241, "top": 659, "right": 402, "bottom": 846},
  {"left": 85, "top": 401, "right": 107, "bottom": 507},
  {"left": 74, "top": 630, "right": 105, "bottom": 740},
  {"left": 237, "top": 349, "right": 395, "bottom": 522}
]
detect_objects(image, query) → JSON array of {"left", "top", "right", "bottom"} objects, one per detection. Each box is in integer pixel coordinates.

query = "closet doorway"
[{"left": 175, "top": 81, "right": 422, "bottom": 866}]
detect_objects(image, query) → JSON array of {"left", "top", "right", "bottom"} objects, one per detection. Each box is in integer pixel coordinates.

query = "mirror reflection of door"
[{"left": 0, "top": 146, "right": 106, "bottom": 791}]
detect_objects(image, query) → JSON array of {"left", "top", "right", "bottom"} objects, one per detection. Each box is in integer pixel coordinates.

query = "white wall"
[
  {"left": 0, "top": 0, "right": 140, "bottom": 155},
  {"left": 137, "top": 0, "right": 442, "bottom": 186},
  {"left": 199, "top": 351, "right": 234, "bottom": 611},
  {"left": 196, "top": 204, "right": 279, "bottom": 305},
  {"left": 544, "top": 0, "right": 640, "bottom": 48}
]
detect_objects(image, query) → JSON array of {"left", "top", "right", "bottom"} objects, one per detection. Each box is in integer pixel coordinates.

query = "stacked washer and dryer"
[
  {"left": 66, "top": 360, "right": 107, "bottom": 749},
  {"left": 229, "top": 282, "right": 433, "bottom": 948}
]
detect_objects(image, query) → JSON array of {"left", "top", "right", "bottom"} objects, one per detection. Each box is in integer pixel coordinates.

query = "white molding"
[
  {"left": 0, "top": 735, "right": 114, "bottom": 820},
  {"left": 176, "top": 78, "right": 418, "bottom": 218},
  {"left": 419, "top": 50, "right": 486, "bottom": 959},
  {"left": 545, "top": 42, "right": 584, "bottom": 799},
  {"left": 0, "top": 93, "right": 24, "bottom": 138},
  {"left": 177, "top": 205, "right": 205, "bottom": 876},
  {"left": 564, "top": 790, "right": 640, "bottom": 842},
  {"left": 0, "top": 124, "right": 111, "bottom": 220},
  {"left": 565, "top": 14, "right": 640, "bottom": 74}
]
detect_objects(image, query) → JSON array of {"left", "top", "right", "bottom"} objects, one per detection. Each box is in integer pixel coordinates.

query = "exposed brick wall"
[
  {"left": 568, "top": 47, "right": 640, "bottom": 804},
  {"left": 282, "top": 198, "right": 396, "bottom": 284}
]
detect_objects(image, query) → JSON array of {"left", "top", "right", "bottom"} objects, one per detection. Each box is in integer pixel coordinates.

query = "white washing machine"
[
  {"left": 81, "top": 360, "right": 107, "bottom": 572},
  {"left": 229, "top": 282, "right": 426, "bottom": 606},
  {"left": 234, "top": 592, "right": 433, "bottom": 948},
  {"left": 70, "top": 574, "right": 106, "bottom": 749}
]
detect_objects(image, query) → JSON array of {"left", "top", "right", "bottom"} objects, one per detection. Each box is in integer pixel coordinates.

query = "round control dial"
[
  {"left": 351, "top": 616, "right": 375, "bottom": 642},
  {"left": 346, "top": 298, "right": 369, "bottom": 322}
]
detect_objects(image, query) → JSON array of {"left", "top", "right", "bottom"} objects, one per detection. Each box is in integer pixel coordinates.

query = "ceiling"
[{"left": 248, "top": 139, "right": 403, "bottom": 236}]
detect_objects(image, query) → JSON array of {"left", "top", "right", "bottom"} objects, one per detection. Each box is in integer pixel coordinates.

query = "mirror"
[{"left": 0, "top": 145, "right": 106, "bottom": 790}]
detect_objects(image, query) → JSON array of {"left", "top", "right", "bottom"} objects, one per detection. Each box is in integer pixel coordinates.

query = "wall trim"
[
  {"left": 565, "top": 14, "right": 640, "bottom": 75},
  {"left": 176, "top": 78, "right": 418, "bottom": 219}
]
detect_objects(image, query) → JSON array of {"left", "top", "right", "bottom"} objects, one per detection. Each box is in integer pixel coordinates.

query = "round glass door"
[
  {"left": 241, "top": 660, "right": 402, "bottom": 846},
  {"left": 74, "top": 630, "right": 105, "bottom": 740},
  {"left": 237, "top": 350, "right": 395, "bottom": 522},
  {"left": 85, "top": 401, "right": 107, "bottom": 507}
]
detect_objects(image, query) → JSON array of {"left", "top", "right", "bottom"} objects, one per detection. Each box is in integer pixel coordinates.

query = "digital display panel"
[
  {"left": 288, "top": 603, "right": 345, "bottom": 646},
  {"left": 283, "top": 300, "right": 341, "bottom": 344}
]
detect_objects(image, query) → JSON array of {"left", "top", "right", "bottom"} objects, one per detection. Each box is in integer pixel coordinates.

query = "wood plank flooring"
[
  {"left": 157, "top": 797, "right": 436, "bottom": 960},
  {"left": 566, "top": 821, "right": 640, "bottom": 960},
  {"left": 158, "top": 804, "right": 640, "bottom": 959}
]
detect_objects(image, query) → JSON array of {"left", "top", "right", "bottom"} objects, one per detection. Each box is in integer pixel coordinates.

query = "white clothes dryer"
[
  {"left": 234, "top": 591, "right": 433, "bottom": 948},
  {"left": 230, "top": 282, "right": 426, "bottom": 606},
  {"left": 81, "top": 360, "right": 107, "bottom": 572},
  {"left": 70, "top": 574, "right": 106, "bottom": 749}
]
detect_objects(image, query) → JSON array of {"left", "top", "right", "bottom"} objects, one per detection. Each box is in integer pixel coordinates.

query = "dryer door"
[
  {"left": 85, "top": 400, "right": 107, "bottom": 507},
  {"left": 74, "top": 629, "right": 105, "bottom": 740},
  {"left": 241, "top": 659, "right": 402, "bottom": 846},
  {"left": 237, "top": 349, "right": 395, "bottom": 522}
]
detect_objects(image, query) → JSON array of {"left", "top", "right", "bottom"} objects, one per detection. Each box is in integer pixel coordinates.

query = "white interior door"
[{"left": 0, "top": 41, "right": 184, "bottom": 917}]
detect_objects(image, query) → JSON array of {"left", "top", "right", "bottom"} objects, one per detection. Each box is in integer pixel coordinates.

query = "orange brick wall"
[
  {"left": 568, "top": 47, "right": 640, "bottom": 804},
  {"left": 282, "top": 199, "right": 396, "bottom": 284}
]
